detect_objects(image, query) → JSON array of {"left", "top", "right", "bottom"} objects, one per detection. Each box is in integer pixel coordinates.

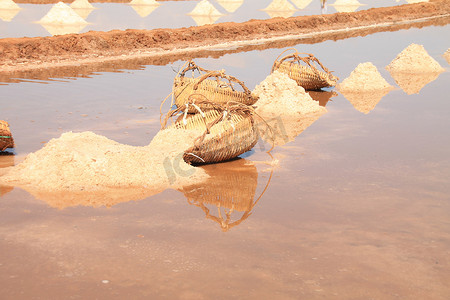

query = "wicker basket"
[
  {"left": 272, "top": 48, "right": 338, "bottom": 90},
  {"left": 0, "top": 120, "right": 14, "bottom": 152},
  {"left": 173, "top": 61, "right": 258, "bottom": 113},
  {"left": 164, "top": 101, "right": 259, "bottom": 165}
]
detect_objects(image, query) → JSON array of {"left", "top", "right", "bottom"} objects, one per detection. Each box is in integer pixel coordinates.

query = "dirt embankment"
[{"left": 1, "top": 0, "right": 449, "bottom": 73}]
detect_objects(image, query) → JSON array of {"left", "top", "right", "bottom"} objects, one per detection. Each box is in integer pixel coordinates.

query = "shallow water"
[
  {"left": 0, "top": 0, "right": 405, "bottom": 37},
  {"left": 1, "top": 21, "right": 450, "bottom": 300}
]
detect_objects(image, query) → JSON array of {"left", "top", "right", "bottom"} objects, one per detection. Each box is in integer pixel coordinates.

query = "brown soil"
[{"left": 1, "top": 0, "right": 449, "bottom": 74}]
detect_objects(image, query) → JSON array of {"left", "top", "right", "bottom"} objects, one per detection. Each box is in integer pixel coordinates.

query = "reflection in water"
[
  {"left": 262, "top": 0, "right": 297, "bottom": 18},
  {"left": 40, "top": 23, "right": 87, "bottom": 36},
  {"left": 0, "top": 0, "right": 21, "bottom": 22},
  {"left": 0, "top": 153, "right": 14, "bottom": 197},
  {"left": 258, "top": 111, "right": 326, "bottom": 147},
  {"left": 290, "top": 0, "right": 313, "bottom": 10},
  {"left": 216, "top": 0, "right": 244, "bottom": 13},
  {"left": 71, "top": 8, "right": 94, "bottom": 19},
  {"left": 329, "top": 0, "right": 364, "bottom": 13},
  {"left": 307, "top": 90, "right": 337, "bottom": 107},
  {"left": 387, "top": 70, "right": 443, "bottom": 95},
  {"left": 179, "top": 159, "right": 270, "bottom": 232},
  {"left": 340, "top": 89, "right": 391, "bottom": 114}
]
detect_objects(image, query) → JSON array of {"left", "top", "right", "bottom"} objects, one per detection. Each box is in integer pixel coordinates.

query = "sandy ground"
[{"left": 1, "top": 0, "right": 449, "bottom": 73}]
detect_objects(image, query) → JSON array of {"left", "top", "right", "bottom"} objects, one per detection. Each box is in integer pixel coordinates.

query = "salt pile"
[
  {"left": 386, "top": 43, "right": 445, "bottom": 73},
  {"left": 70, "top": 0, "right": 94, "bottom": 9},
  {"left": 188, "top": 0, "right": 223, "bottom": 16},
  {"left": 0, "top": 0, "right": 20, "bottom": 10},
  {"left": 216, "top": 0, "right": 243, "bottom": 13},
  {"left": 338, "top": 62, "right": 393, "bottom": 113},
  {"left": 0, "top": 129, "right": 207, "bottom": 193},
  {"left": 38, "top": 2, "right": 87, "bottom": 25},
  {"left": 0, "top": 0, "right": 21, "bottom": 22},
  {"left": 443, "top": 48, "right": 450, "bottom": 65},
  {"left": 253, "top": 71, "right": 326, "bottom": 146},
  {"left": 254, "top": 71, "right": 326, "bottom": 116},
  {"left": 338, "top": 62, "right": 393, "bottom": 92}
]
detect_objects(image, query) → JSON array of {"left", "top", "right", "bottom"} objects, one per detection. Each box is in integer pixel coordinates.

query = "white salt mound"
[
  {"left": 0, "top": 130, "right": 207, "bottom": 192},
  {"left": 38, "top": 2, "right": 87, "bottom": 24},
  {"left": 216, "top": 0, "right": 243, "bottom": 13},
  {"left": 338, "top": 62, "right": 393, "bottom": 92},
  {"left": 253, "top": 71, "right": 326, "bottom": 117},
  {"left": 129, "top": 0, "right": 160, "bottom": 6},
  {"left": 263, "top": 0, "right": 296, "bottom": 12},
  {"left": 386, "top": 43, "right": 444, "bottom": 73},
  {"left": 188, "top": 0, "right": 223, "bottom": 16},
  {"left": 0, "top": 0, "right": 20, "bottom": 10},
  {"left": 70, "top": 0, "right": 94, "bottom": 9}
]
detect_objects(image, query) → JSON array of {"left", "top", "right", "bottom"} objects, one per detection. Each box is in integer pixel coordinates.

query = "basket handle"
[
  {"left": 192, "top": 70, "right": 253, "bottom": 97},
  {"left": 271, "top": 49, "right": 334, "bottom": 77}
]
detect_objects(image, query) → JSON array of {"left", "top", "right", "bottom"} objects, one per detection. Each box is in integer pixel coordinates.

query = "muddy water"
[
  {"left": 1, "top": 0, "right": 404, "bottom": 37},
  {"left": 1, "top": 25, "right": 450, "bottom": 299}
]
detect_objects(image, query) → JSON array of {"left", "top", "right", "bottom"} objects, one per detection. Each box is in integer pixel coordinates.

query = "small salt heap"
[
  {"left": 188, "top": 0, "right": 223, "bottom": 16},
  {"left": 262, "top": 0, "right": 297, "bottom": 18},
  {"left": 386, "top": 44, "right": 445, "bottom": 94},
  {"left": 386, "top": 43, "right": 445, "bottom": 73},
  {"left": 188, "top": 0, "right": 223, "bottom": 26},
  {"left": 339, "top": 62, "right": 393, "bottom": 92},
  {"left": 252, "top": 71, "right": 326, "bottom": 146},
  {"left": 0, "top": 0, "right": 21, "bottom": 22},
  {"left": 38, "top": 2, "right": 87, "bottom": 25},
  {"left": 216, "top": 0, "right": 243, "bottom": 13},
  {"left": 70, "top": 0, "right": 94, "bottom": 9},
  {"left": 338, "top": 62, "right": 393, "bottom": 114}
]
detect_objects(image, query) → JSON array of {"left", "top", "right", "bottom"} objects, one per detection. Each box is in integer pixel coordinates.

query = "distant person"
[{"left": 321, "top": 0, "right": 327, "bottom": 14}]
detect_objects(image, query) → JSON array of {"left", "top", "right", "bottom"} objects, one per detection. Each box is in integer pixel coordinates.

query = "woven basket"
[
  {"left": 272, "top": 49, "right": 338, "bottom": 90},
  {"left": 0, "top": 121, "right": 14, "bottom": 152},
  {"left": 164, "top": 101, "right": 258, "bottom": 165},
  {"left": 173, "top": 61, "right": 258, "bottom": 113}
]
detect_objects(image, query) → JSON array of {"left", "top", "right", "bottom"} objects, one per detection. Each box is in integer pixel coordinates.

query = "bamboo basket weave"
[
  {"left": 173, "top": 61, "right": 258, "bottom": 113},
  {"left": 272, "top": 48, "right": 339, "bottom": 90},
  {"left": 163, "top": 101, "right": 259, "bottom": 165},
  {"left": 0, "top": 121, "right": 14, "bottom": 151}
]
